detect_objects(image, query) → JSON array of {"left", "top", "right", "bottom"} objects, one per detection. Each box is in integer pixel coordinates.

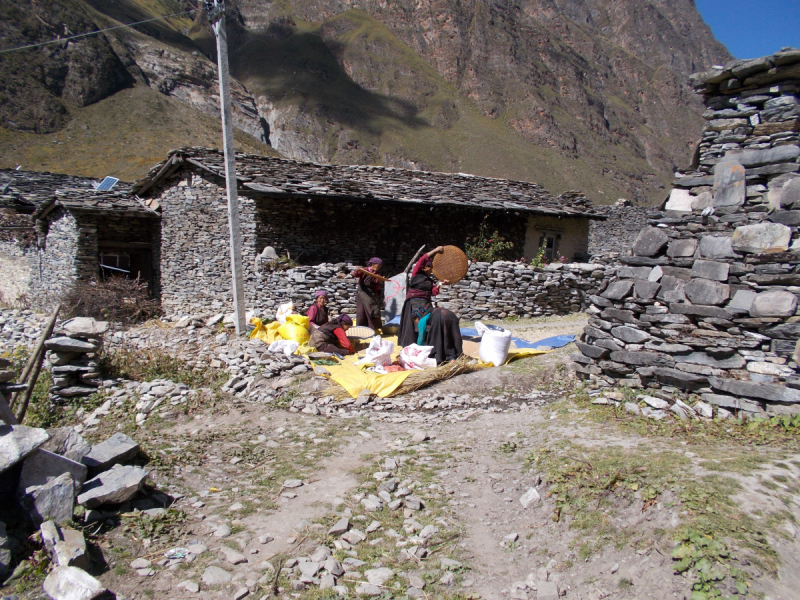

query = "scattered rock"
[
  {"left": 81, "top": 433, "right": 139, "bottom": 474},
  {"left": 0, "top": 424, "right": 49, "bottom": 473},
  {"left": 202, "top": 565, "right": 233, "bottom": 585},
  {"left": 43, "top": 566, "right": 105, "bottom": 600},
  {"left": 76, "top": 464, "right": 149, "bottom": 508}
]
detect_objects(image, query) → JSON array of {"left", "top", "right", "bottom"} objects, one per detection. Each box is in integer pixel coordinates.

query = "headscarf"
[
  {"left": 315, "top": 289, "right": 328, "bottom": 298},
  {"left": 418, "top": 255, "right": 432, "bottom": 270},
  {"left": 411, "top": 304, "right": 432, "bottom": 319},
  {"left": 367, "top": 257, "right": 383, "bottom": 266},
  {"left": 333, "top": 314, "right": 353, "bottom": 327}
]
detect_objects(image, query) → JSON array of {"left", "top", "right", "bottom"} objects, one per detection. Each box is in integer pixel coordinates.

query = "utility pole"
[{"left": 207, "top": 0, "right": 247, "bottom": 335}]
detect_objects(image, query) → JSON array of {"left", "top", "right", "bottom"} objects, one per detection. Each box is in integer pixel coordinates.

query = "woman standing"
[
  {"left": 306, "top": 290, "right": 329, "bottom": 330},
  {"left": 398, "top": 246, "right": 448, "bottom": 347},
  {"left": 309, "top": 315, "right": 354, "bottom": 355},
  {"left": 355, "top": 257, "right": 385, "bottom": 330}
]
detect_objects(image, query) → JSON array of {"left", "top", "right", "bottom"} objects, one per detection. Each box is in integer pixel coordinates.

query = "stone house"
[
  {"left": 0, "top": 168, "right": 160, "bottom": 309},
  {"left": 133, "top": 147, "right": 605, "bottom": 314}
]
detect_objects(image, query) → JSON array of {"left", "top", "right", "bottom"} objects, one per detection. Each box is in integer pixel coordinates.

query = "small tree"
[{"left": 465, "top": 216, "right": 515, "bottom": 262}]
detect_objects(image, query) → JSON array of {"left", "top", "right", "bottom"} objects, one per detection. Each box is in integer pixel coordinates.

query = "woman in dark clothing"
[
  {"left": 355, "top": 257, "right": 384, "bottom": 330},
  {"left": 309, "top": 315, "right": 354, "bottom": 355},
  {"left": 420, "top": 307, "right": 463, "bottom": 365},
  {"left": 306, "top": 290, "right": 329, "bottom": 330},
  {"left": 398, "top": 246, "right": 448, "bottom": 347}
]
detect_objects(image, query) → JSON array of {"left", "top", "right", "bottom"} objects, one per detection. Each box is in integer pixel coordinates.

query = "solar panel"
[{"left": 95, "top": 176, "right": 119, "bottom": 191}]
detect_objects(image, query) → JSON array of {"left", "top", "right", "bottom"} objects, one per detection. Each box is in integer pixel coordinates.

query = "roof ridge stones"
[{"left": 133, "top": 147, "right": 605, "bottom": 219}]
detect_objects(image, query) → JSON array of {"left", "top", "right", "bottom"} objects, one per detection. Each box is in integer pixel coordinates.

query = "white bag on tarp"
[
  {"left": 268, "top": 339, "right": 300, "bottom": 357},
  {"left": 354, "top": 336, "right": 395, "bottom": 367},
  {"left": 475, "top": 321, "right": 512, "bottom": 366},
  {"left": 276, "top": 302, "right": 294, "bottom": 325},
  {"left": 398, "top": 344, "right": 436, "bottom": 370}
]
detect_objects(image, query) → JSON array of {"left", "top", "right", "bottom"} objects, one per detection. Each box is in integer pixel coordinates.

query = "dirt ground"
[{"left": 3, "top": 313, "right": 800, "bottom": 600}]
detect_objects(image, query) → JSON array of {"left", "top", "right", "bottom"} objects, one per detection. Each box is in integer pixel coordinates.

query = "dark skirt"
[
  {"left": 356, "top": 289, "right": 382, "bottom": 330},
  {"left": 425, "top": 308, "right": 463, "bottom": 365},
  {"left": 398, "top": 296, "right": 432, "bottom": 348}
]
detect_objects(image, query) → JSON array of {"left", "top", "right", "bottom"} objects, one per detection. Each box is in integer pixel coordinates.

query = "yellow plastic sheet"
[
  {"left": 323, "top": 359, "right": 413, "bottom": 398},
  {"left": 504, "top": 348, "right": 550, "bottom": 364}
]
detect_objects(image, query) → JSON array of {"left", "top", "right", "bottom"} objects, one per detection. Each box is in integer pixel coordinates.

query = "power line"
[{"left": 0, "top": 10, "right": 195, "bottom": 55}]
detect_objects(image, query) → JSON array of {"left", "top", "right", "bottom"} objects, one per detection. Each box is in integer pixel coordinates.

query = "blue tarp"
[{"left": 459, "top": 328, "right": 575, "bottom": 350}]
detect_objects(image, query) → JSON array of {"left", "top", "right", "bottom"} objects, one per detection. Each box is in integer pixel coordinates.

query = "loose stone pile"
[
  {"left": 45, "top": 317, "right": 108, "bottom": 402},
  {"left": 0, "top": 308, "right": 45, "bottom": 353},
  {"left": 0, "top": 422, "right": 160, "bottom": 594},
  {"left": 574, "top": 50, "right": 800, "bottom": 420}
]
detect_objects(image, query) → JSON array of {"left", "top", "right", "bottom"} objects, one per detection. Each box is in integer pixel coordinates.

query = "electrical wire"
[{"left": 0, "top": 10, "right": 196, "bottom": 55}]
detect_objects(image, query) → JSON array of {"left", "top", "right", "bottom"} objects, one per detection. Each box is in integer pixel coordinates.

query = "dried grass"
[{"left": 60, "top": 277, "right": 162, "bottom": 325}]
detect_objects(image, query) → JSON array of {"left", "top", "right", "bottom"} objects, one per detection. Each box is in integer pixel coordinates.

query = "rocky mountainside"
[{"left": 0, "top": 0, "right": 730, "bottom": 202}]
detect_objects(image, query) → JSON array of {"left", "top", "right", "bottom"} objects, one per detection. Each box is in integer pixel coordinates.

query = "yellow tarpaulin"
[{"left": 321, "top": 360, "right": 413, "bottom": 398}]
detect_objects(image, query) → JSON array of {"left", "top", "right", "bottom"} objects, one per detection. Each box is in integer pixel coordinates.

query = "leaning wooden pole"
[
  {"left": 14, "top": 304, "right": 60, "bottom": 423},
  {"left": 404, "top": 245, "right": 427, "bottom": 285}
]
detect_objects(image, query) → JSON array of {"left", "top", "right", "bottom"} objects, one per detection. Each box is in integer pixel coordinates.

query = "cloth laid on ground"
[
  {"left": 250, "top": 318, "right": 315, "bottom": 354},
  {"left": 459, "top": 326, "right": 565, "bottom": 364}
]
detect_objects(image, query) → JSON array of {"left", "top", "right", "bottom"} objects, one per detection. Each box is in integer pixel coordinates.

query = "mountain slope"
[{"left": 0, "top": 0, "right": 731, "bottom": 202}]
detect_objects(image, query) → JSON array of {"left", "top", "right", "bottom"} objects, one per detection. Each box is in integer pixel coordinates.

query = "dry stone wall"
[
  {"left": 588, "top": 202, "right": 649, "bottom": 258},
  {"left": 573, "top": 50, "right": 800, "bottom": 420}
]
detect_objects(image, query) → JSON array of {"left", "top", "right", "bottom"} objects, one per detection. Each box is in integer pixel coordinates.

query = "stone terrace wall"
[
  {"left": 573, "top": 50, "right": 800, "bottom": 419},
  {"left": 588, "top": 203, "right": 649, "bottom": 257},
  {"left": 232, "top": 261, "right": 612, "bottom": 323},
  {"left": 0, "top": 240, "right": 30, "bottom": 307}
]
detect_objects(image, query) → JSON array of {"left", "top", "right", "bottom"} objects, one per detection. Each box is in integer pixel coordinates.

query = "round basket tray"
[
  {"left": 346, "top": 326, "right": 376, "bottom": 339},
  {"left": 432, "top": 245, "right": 469, "bottom": 283}
]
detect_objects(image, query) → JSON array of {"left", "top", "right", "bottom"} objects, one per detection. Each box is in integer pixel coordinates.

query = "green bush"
[{"left": 464, "top": 217, "right": 515, "bottom": 262}]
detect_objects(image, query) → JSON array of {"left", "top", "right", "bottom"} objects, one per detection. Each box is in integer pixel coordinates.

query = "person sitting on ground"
[
  {"left": 398, "top": 246, "right": 449, "bottom": 347},
  {"left": 354, "top": 257, "right": 385, "bottom": 330},
  {"left": 306, "top": 290, "right": 329, "bottom": 330},
  {"left": 413, "top": 304, "right": 463, "bottom": 365},
  {"left": 308, "top": 315, "right": 354, "bottom": 355}
]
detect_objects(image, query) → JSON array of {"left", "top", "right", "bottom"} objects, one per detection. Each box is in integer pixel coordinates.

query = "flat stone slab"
[
  {"left": 713, "top": 158, "right": 746, "bottom": 207},
  {"left": 21, "top": 449, "right": 87, "bottom": 494},
  {"left": 731, "top": 223, "right": 791, "bottom": 253},
  {"left": 698, "top": 236, "right": 735, "bottom": 259},
  {"left": 632, "top": 227, "right": 669, "bottom": 257},
  {"left": 0, "top": 424, "right": 49, "bottom": 473},
  {"left": 43, "top": 566, "right": 105, "bottom": 600},
  {"left": 750, "top": 291, "right": 798, "bottom": 318},
  {"left": 81, "top": 432, "right": 139, "bottom": 474},
  {"left": 77, "top": 464, "right": 149, "bottom": 508},
  {"left": 202, "top": 565, "right": 232, "bottom": 585},
  {"left": 59, "top": 318, "right": 109, "bottom": 339},
  {"left": 691, "top": 260, "right": 730, "bottom": 281},
  {"left": 23, "top": 472, "right": 75, "bottom": 525},
  {"left": 665, "top": 188, "right": 693, "bottom": 212},
  {"left": 42, "top": 428, "right": 91, "bottom": 462},
  {"left": 709, "top": 377, "right": 800, "bottom": 404},
  {"left": 601, "top": 280, "right": 633, "bottom": 300},
  {"left": 41, "top": 522, "right": 90, "bottom": 570},
  {"left": 667, "top": 238, "right": 697, "bottom": 257},
  {"left": 44, "top": 337, "right": 100, "bottom": 353},
  {"left": 684, "top": 279, "right": 730, "bottom": 305}
]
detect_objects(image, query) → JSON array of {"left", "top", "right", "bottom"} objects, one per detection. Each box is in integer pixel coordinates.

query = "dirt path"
[{"left": 3, "top": 313, "right": 799, "bottom": 600}]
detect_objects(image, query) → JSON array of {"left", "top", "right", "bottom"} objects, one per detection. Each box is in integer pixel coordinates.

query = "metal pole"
[{"left": 209, "top": 0, "right": 247, "bottom": 335}]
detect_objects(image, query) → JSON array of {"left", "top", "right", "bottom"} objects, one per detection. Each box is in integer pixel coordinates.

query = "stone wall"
[
  {"left": 168, "top": 259, "right": 611, "bottom": 322},
  {"left": 588, "top": 203, "right": 650, "bottom": 257},
  {"left": 0, "top": 240, "right": 30, "bottom": 307},
  {"left": 28, "top": 208, "right": 81, "bottom": 310},
  {"left": 573, "top": 50, "right": 800, "bottom": 419}
]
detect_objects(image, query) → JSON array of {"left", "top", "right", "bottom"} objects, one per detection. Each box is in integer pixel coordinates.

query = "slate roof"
[
  {"left": 133, "top": 147, "right": 604, "bottom": 219},
  {"left": 33, "top": 190, "right": 159, "bottom": 220},
  {"left": 0, "top": 169, "right": 131, "bottom": 207}
]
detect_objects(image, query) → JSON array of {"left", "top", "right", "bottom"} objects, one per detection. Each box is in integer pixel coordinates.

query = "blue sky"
[{"left": 695, "top": 0, "right": 800, "bottom": 59}]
